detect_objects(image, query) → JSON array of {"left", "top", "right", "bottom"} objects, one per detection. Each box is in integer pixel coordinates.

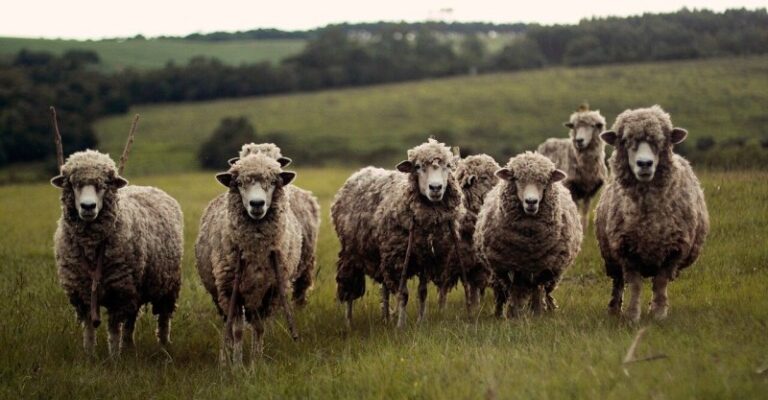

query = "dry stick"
[
  {"left": 271, "top": 251, "right": 299, "bottom": 341},
  {"left": 622, "top": 327, "right": 647, "bottom": 364},
  {"left": 117, "top": 114, "right": 140, "bottom": 176},
  {"left": 449, "top": 221, "right": 471, "bottom": 312},
  {"left": 50, "top": 107, "right": 64, "bottom": 169},
  {"left": 225, "top": 251, "right": 243, "bottom": 343},
  {"left": 89, "top": 242, "right": 106, "bottom": 328}
]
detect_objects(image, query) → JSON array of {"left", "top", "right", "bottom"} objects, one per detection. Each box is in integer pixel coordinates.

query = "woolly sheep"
[
  {"left": 332, "top": 139, "right": 463, "bottom": 328},
  {"left": 538, "top": 105, "right": 607, "bottom": 232},
  {"left": 227, "top": 142, "right": 320, "bottom": 305},
  {"left": 435, "top": 154, "right": 500, "bottom": 311},
  {"left": 595, "top": 105, "right": 709, "bottom": 323},
  {"left": 52, "top": 150, "right": 183, "bottom": 356},
  {"left": 475, "top": 152, "right": 582, "bottom": 318},
  {"left": 195, "top": 154, "right": 317, "bottom": 365}
]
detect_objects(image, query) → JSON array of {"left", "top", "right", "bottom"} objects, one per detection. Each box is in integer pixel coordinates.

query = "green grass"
[
  {"left": 0, "top": 169, "right": 766, "bottom": 399},
  {"left": 94, "top": 56, "right": 768, "bottom": 175},
  {"left": 0, "top": 37, "right": 306, "bottom": 70}
]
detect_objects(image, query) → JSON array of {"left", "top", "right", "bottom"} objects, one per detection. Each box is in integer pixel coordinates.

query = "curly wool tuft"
[{"left": 238, "top": 143, "right": 284, "bottom": 160}]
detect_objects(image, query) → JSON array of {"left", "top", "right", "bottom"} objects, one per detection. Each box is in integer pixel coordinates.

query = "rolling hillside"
[
  {"left": 93, "top": 56, "right": 768, "bottom": 175},
  {"left": 0, "top": 37, "right": 306, "bottom": 70}
]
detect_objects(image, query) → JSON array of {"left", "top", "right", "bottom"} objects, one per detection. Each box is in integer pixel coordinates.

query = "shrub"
[{"left": 198, "top": 116, "right": 257, "bottom": 170}]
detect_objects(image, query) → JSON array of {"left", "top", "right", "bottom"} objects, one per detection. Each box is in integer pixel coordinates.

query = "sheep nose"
[
  {"left": 636, "top": 159, "right": 653, "bottom": 168},
  {"left": 525, "top": 198, "right": 538, "bottom": 205},
  {"left": 428, "top": 183, "right": 443, "bottom": 192},
  {"left": 250, "top": 199, "right": 265, "bottom": 208},
  {"left": 80, "top": 202, "right": 96, "bottom": 211},
  {"left": 575, "top": 138, "right": 584, "bottom": 144}
]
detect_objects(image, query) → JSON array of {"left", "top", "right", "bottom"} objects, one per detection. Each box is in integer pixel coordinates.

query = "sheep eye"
[{"left": 415, "top": 164, "right": 421, "bottom": 170}]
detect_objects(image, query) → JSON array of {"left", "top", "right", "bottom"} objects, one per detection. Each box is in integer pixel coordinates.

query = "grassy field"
[
  {"left": 94, "top": 56, "right": 768, "bottom": 175},
  {"left": 0, "top": 37, "right": 306, "bottom": 70},
  {"left": 0, "top": 168, "right": 766, "bottom": 399}
]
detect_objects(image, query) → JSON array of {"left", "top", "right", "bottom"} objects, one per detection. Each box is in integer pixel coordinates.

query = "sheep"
[
  {"left": 332, "top": 138, "right": 463, "bottom": 328},
  {"left": 51, "top": 150, "right": 183, "bottom": 356},
  {"left": 195, "top": 153, "right": 315, "bottom": 365},
  {"left": 434, "top": 154, "right": 500, "bottom": 311},
  {"left": 228, "top": 142, "right": 320, "bottom": 305},
  {"left": 538, "top": 104, "right": 607, "bottom": 231},
  {"left": 475, "top": 152, "right": 582, "bottom": 318},
  {"left": 595, "top": 105, "right": 709, "bottom": 324}
]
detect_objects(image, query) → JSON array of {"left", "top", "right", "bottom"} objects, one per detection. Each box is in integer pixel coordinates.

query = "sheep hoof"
[
  {"left": 650, "top": 304, "right": 669, "bottom": 321},
  {"left": 624, "top": 311, "right": 642, "bottom": 325}
]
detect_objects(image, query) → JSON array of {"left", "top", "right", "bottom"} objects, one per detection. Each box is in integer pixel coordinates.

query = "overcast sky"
[{"left": 2, "top": 0, "right": 765, "bottom": 40}]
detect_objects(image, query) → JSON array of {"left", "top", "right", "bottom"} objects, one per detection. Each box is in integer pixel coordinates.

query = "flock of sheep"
[{"left": 49, "top": 104, "right": 709, "bottom": 364}]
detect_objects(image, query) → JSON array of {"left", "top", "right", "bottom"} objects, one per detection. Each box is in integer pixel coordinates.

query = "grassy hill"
[
  {"left": 93, "top": 56, "right": 768, "bottom": 175},
  {"left": 0, "top": 37, "right": 306, "bottom": 70},
  {"left": 1, "top": 169, "right": 766, "bottom": 398}
]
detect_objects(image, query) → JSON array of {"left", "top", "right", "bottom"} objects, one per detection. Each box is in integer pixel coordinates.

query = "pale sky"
[{"left": 2, "top": 0, "right": 765, "bottom": 40}]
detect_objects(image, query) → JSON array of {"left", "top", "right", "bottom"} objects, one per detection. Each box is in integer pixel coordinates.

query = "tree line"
[{"left": 1, "top": 8, "right": 766, "bottom": 167}]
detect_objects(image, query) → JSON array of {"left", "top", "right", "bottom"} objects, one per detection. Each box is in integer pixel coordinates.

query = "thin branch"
[
  {"left": 50, "top": 106, "right": 64, "bottom": 169},
  {"left": 117, "top": 114, "right": 140, "bottom": 175}
]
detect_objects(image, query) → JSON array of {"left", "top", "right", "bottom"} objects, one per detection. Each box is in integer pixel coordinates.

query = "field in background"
[
  {"left": 94, "top": 56, "right": 768, "bottom": 175},
  {"left": 0, "top": 169, "right": 766, "bottom": 399},
  {"left": 0, "top": 37, "right": 306, "bottom": 70}
]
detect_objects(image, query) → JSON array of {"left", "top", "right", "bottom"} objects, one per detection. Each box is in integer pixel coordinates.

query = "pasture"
[
  {"left": 1, "top": 168, "right": 766, "bottom": 399},
  {"left": 0, "top": 37, "right": 306, "bottom": 70},
  {"left": 94, "top": 56, "right": 768, "bottom": 175}
]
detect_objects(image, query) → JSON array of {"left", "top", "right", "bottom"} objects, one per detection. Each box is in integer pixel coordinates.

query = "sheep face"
[
  {"left": 398, "top": 158, "right": 453, "bottom": 202},
  {"left": 217, "top": 154, "right": 295, "bottom": 220},
  {"left": 565, "top": 111, "right": 605, "bottom": 151},
  {"left": 455, "top": 155, "right": 500, "bottom": 211},
  {"left": 601, "top": 106, "right": 688, "bottom": 183},
  {"left": 496, "top": 152, "right": 566, "bottom": 216},
  {"left": 51, "top": 150, "right": 128, "bottom": 222}
]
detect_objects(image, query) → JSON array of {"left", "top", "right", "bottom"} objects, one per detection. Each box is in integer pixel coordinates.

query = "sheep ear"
[
  {"left": 51, "top": 175, "right": 66, "bottom": 188},
  {"left": 495, "top": 168, "right": 514, "bottom": 181},
  {"left": 280, "top": 171, "right": 296, "bottom": 185},
  {"left": 112, "top": 176, "right": 129, "bottom": 188},
  {"left": 564, "top": 122, "right": 575, "bottom": 129},
  {"left": 670, "top": 128, "right": 688, "bottom": 144},
  {"left": 216, "top": 172, "right": 233, "bottom": 187},
  {"left": 277, "top": 157, "right": 292, "bottom": 167},
  {"left": 551, "top": 169, "right": 567, "bottom": 183},
  {"left": 396, "top": 160, "right": 414, "bottom": 173},
  {"left": 600, "top": 130, "right": 618, "bottom": 146},
  {"left": 467, "top": 175, "right": 477, "bottom": 186},
  {"left": 228, "top": 157, "right": 239, "bottom": 166}
]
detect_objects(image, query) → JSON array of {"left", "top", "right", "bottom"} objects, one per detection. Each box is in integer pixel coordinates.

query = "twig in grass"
[{"left": 622, "top": 327, "right": 647, "bottom": 364}]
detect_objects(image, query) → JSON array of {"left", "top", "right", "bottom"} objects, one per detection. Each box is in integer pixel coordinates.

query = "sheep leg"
[
  {"left": 650, "top": 273, "right": 670, "bottom": 321},
  {"left": 82, "top": 319, "right": 96, "bottom": 356},
  {"left": 437, "top": 285, "right": 448, "bottom": 311},
  {"left": 625, "top": 271, "right": 643, "bottom": 324},
  {"left": 531, "top": 285, "right": 545, "bottom": 315},
  {"left": 417, "top": 274, "right": 428, "bottom": 324},
  {"left": 345, "top": 300, "right": 353, "bottom": 329},
  {"left": 381, "top": 286, "right": 390, "bottom": 323},
  {"left": 580, "top": 198, "right": 591, "bottom": 233},
  {"left": 506, "top": 287, "right": 529, "bottom": 319},
  {"left": 231, "top": 312, "right": 244, "bottom": 367},
  {"left": 251, "top": 317, "right": 265, "bottom": 360},
  {"left": 608, "top": 274, "right": 625, "bottom": 316},
  {"left": 493, "top": 281, "right": 507, "bottom": 319},
  {"left": 107, "top": 314, "right": 122, "bottom": 357},
  {"left": 271, "top": 251, "right": 299, "bottom": 341},
  {"left": 121, "top": 311, "right": 137, "bottom": 349},
  {"left": 396, "top": 220, "right": 415, "bottom": 329},
  {"left": 449, "top": 222, "right": 471, "bottom": 312},
  {"left": 157, "top": 312, "right": 171, "bottom": 346}
]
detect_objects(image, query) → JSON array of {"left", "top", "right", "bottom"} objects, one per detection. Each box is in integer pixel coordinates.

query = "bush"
[{"left": 197, "top": 116, "right": 257, "bottom": 170}]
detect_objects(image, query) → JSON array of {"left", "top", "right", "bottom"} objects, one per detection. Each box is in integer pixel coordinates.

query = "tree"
[{"left": 197, "top": 116, "right": 258, "bottom": 169}]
